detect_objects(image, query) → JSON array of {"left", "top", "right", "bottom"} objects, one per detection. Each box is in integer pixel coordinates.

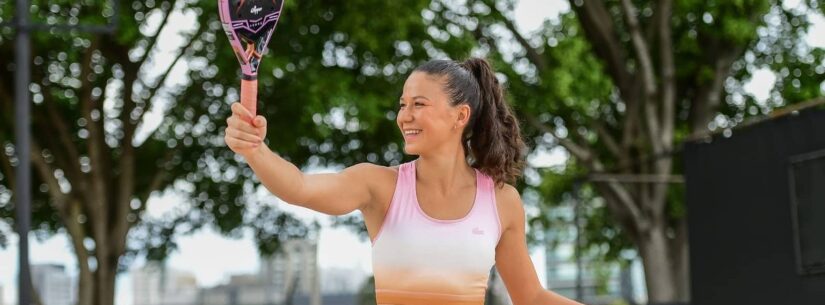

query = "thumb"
[{"left": 254, "top": 116, "right": 267, "bottom": 127}]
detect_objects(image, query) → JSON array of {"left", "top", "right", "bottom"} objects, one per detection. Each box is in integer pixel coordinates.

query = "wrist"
[{"left": 243, "top": 144, "right": 271, "bottom": 164}]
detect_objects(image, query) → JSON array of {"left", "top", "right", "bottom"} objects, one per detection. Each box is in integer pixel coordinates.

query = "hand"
[{"left": 225, "top": 102, "right": 267, "bottom": 157}]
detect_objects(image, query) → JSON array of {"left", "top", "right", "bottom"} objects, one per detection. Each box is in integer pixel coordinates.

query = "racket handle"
[{"left": 240, "top": 78, "right": 258, "bottom": 120}]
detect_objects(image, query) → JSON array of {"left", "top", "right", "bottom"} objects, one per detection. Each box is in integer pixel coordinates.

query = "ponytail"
[{"left": 414, "top": 58, "right": 525, "bottom": 185}]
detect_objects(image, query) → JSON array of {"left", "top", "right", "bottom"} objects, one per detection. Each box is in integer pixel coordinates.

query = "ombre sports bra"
[{"left": 371, "top": 160, "right": 502, "bottom": 305}]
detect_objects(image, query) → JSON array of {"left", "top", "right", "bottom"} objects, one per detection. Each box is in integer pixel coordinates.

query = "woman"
[{"left": 225, "top": 58, "right": 585, "bottom": 305}]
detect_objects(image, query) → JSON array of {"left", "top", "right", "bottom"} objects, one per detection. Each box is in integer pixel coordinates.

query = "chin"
[{"left": 403, "top": 144, "right": 421, "bottom": 155}]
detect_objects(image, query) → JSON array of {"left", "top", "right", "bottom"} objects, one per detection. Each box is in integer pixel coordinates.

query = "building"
[
  {"left": 542, "top": 204, "right": 641, "bottom": 305},
  {"left": 199, "top": 274, "right": 275, "bottom": 305},
  {"left": 200, "top": 238, "right": 322, "bottom": 305},
  {"left": 319, "top": 266, "right": 367, "bottom": 295},
  {"left": 132, "top": 263, "right": 199, "bottom": 305},
  {"left": 259, "top": 238, "right": 321, "bottom": 305},
  {"left": 31, "top": 264, "right": 75, "bottom": 305}
]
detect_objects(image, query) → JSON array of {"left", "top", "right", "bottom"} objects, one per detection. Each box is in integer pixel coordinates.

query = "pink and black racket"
[{"left": 218, "top": 0, "right": 285, "bottom": 117}]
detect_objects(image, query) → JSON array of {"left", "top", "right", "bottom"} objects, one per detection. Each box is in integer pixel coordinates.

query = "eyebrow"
[{"left": 399, "top": 96, "right": 430, "bottom": 102}]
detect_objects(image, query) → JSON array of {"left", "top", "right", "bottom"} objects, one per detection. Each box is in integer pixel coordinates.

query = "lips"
[{"left": 403, "top": 129, "right": 422, "bottom": 140}]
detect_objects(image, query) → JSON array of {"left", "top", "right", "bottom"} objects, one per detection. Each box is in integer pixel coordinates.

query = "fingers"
[
  {"left": 225, "top": 126, "right": 262, "bottom": 143},
  {"left": 226, "top": 118, "right": 259, "bottom": 139},
  {"left": 224, "top": 135, "right": 260, "bottom": 150},
  {"left": 226, "top": 113, "right": 260, "bottom": 137},
  {"left": 231, "top": 102, "right": 255, "bottom": 122},
  {"left": 226, "top": 103, "right": 268, "bottom": 154}
]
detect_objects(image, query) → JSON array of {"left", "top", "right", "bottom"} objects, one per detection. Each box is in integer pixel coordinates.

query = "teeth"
[{"left": 404, "top": 130, "right": 421, "bottom": 135}]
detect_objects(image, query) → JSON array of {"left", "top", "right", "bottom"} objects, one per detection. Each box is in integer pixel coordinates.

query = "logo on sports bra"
[
  {"left": 251, "top": 5, "right": 262, "bottom": 15},
  {"left": 472, "top": 227, "right": 485, "bottom": 235}
]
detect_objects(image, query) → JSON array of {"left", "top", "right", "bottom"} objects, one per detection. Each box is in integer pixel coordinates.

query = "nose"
[{"left": 397, "top": 105, "right": 414, "bottom": 123}]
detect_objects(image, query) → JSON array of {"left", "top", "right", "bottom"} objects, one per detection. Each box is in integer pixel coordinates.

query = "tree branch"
[
  {"left": 135, "top": 26, "right": 204, "bottom": 131},
  {"left": 570, "top": 0, "right": 634, "bottom": 96},
  {"left": 524, "top": 113, "right": 593, "bottom": 162},
  {"left": 689, "top": 7, "right": 764, "bottom": 137},
  {"left": 134, "top": 0, "right": 178, "bottom": 70},
  {"left": 592, "top": 182, "right": 643, "bottom": 239},
  {"left": 525, "top": 113, "right": 648, "bottom": 231},
  {"left": 592, "top": 120, "right": 623, "bottom": 161},
  {"left": 619, "top": 0, "right": 657, "bottom": 99},
  {"left": 486, "top": 2, "right": 547, "bottom": 72},
  {"left": 619, "top": 0, "right": 662, "bottom": 155},
  {"left": 658, "top": 0, "right": 675, "bottom": 149},
  {"left": 78, "top": 36, "right": 109, "bottom": 262},
  {"left": 589, "top": 160, "right": 649, "bottom": 233},
  {"left": 135, "top": 144, "right": 180, "bottom": 218},
  {"left": 38, "top": 89, "right": 90, "bottom": 199},
  {"left": 571, "top": 0, "right": 644, "bottom": 152},
  {"left": 113, "top": 69, "right": 137, "bottom": 257},
  {"left": 29, "top": 140, "right": 68, "bottom": 213},
  {"left": 63, "top": 197, "right": 93, "bottom": 305},
  {"left": 689, "top": 48, "right": 740, "bottom": 137},
  {"left": 647, "top": 0, "right": 677, "bottom": 220}
]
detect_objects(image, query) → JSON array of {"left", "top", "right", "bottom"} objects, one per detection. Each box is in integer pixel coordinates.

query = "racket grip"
[{"left": 240, "top": 79, "right": 258, "bottom": 120}]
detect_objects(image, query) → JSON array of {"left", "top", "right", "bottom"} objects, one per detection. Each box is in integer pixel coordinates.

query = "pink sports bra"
[{"left": 371, "top": 160, "right": 502, "bottom": 305}]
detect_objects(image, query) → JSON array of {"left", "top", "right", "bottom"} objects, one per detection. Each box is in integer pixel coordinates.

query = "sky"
[{"left": 2, "top": 0, "right": 825, "bottom": 304}]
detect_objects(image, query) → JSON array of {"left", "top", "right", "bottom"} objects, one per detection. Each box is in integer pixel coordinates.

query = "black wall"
[{"left": 684, "top": 108, "right": 825, "bottom": 305}]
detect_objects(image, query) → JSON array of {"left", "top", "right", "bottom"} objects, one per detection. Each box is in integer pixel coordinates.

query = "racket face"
[{"left": 219, "top": 0, "right": 285, "bottom": 78}]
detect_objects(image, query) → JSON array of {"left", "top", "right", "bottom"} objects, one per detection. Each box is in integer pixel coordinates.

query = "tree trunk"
[
  {"left": 62, "top": 196, "right": 124, "bottom": 305},
  {"left": 77, "top": 266, "right": 93, "bottom": 305},
  {"left": 637, "top": 224, "right": 688, "bottom": 303},
  {"left": 94, "top": 262, "right": 118, "bottom": 305}
]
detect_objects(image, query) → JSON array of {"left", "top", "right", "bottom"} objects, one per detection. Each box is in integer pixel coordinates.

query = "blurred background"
[{"left": 0, "top": 0, "right": 824, "bottom": 305}]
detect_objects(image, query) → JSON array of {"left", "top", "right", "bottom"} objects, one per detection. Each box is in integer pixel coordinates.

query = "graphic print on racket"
[{"left": 219, "top": 0, "right": 285, "bottom": 117}]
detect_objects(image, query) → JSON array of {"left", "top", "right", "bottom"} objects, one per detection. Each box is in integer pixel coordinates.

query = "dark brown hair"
[{"left": 413, "top": 58, "right": 525, "bottom": 185}]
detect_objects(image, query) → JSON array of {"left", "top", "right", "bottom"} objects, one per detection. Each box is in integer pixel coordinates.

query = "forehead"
[{"left": 401, "top": 72, "right": 447, "bottom": 99}]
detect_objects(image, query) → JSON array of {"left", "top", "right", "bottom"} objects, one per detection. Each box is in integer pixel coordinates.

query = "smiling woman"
[{"left": 224, "top": 57, "right": 585, "bottom": 305}]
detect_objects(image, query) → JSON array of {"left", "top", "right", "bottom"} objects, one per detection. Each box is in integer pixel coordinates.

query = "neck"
[{"left": 414, "top": 143, "right": 475, "bottom": 194}]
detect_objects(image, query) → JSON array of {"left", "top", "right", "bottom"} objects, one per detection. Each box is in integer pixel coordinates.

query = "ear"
[{"left": 455, "top": 103, "right": 471, "bottom": 128}]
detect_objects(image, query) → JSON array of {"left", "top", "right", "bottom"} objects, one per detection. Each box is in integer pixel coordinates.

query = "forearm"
[
  {"left": 529, "top": 289, "right": 585, "bottom": 305},
  {"left": 243, "top": 145, "right": 307, "bottom": 204}
]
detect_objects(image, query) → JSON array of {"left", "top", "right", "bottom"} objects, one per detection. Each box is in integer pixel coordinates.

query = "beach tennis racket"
[{"left": 218, "top": 0, "right": 285, "bottom": 117}]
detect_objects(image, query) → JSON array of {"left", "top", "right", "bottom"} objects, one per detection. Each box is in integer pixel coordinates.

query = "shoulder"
[
  {"left": 344, "top": 162, "right": 400, "bottom": 208},
  {"left": 493, "top": 183, "right": 525, "bottom": 232},
  {"left": 343, "top": 162, "right": 399, "bottom": 188},
  {"left": 344, "top": 162, "right": 397, "bottom": 176}
]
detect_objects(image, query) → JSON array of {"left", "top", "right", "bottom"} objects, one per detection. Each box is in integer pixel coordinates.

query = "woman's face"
[{"left": 397, "top": 72, "right": 467, "bottom": 155}]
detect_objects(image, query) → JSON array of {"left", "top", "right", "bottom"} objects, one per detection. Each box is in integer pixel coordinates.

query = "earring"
[{"left": 452, "top": 124, "right": 457, "bottom": 130}]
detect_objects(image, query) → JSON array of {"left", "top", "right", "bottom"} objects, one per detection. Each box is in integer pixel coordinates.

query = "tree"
[
  {"left": 459, "top": 0, "right": 824, "bottom": 303},
  {"left": 0, "top": 1, "right": 477, "bottom": 305}
]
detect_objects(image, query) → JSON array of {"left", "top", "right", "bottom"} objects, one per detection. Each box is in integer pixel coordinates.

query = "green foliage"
[
  {"left": 0, "top": 1, "right": 822, "bottom": 294},
  {"left": 0, "top": 0, "right": 477, "bottom": 272},
  {"left": 478, "top": 0, "right": 823, "bottom": 268}
]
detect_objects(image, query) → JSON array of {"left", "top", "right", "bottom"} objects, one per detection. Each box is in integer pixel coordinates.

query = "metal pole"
[
  {"left": 0, "top": 2, "right": 119, "bottom": 305},
  {"left": 14, "top": 0, "right": 32, "bottom": 304},
  {"left": 573, "top": 181, "right": 584, "bottom": 301}
]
